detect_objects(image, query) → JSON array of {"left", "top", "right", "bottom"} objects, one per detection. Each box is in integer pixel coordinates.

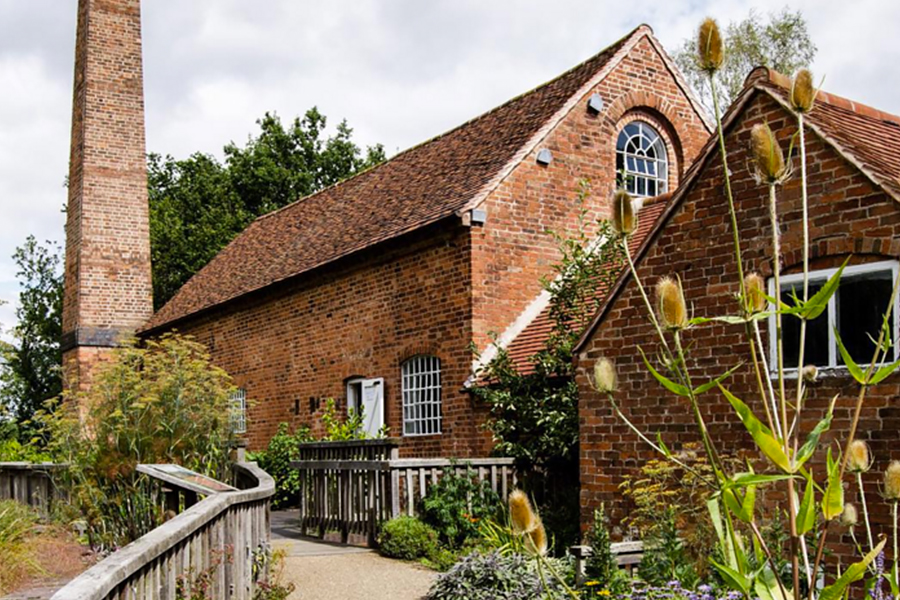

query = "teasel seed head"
[
  {"left": 743, "top": 272, "right": 767, "bottom": 314},
  {"left": 594, "top": 358, "right": 617, "bottom": 394},
  {"left": 884, "top": 461, "right": 900, "bottom": 501},
  {"left": 750, "top": 123, "right": 787, "bottom": 183},
  {"left": 697, "top": 18, "right": 724, "bottom": 74},
  {"left": 791, "top": 69, "right": 816, "bottom": 113},
  {"left": 657, "top": 276, "right": 688, "bottom": 330},
  {"left": 847, "top": 440, "right": 872, "bottom": 473},
  {"left": 801, "top": 365, "right": 819, "bottom": 383},
  {"left": 612, "top": 189, "right": 637, "bottom": 236},
  {"left": 525, "top": 518, "right": 549, "bottom": 556},
  {"left": 840, "top": 503, "right": 858, "bottom": 528},
  {"left": 509, "top": 489, "right": 538, "bottom": 533}
]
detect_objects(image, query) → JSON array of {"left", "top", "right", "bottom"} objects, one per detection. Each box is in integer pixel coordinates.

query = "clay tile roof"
[
  {"left": 144, "top": 27, "right": 650, "bottom": 332},
  {"left": 502, "top": 195, "right": 671, "bottom": 376},
  {"left": 756, "top": 68, "right": 900, "bottom": 201},
  {"left": 572, "top": 68, "right": 900, "bottom": 354}
]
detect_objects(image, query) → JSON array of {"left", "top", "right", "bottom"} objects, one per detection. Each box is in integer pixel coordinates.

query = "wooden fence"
[
  {"left": 0, "top": 462, "right": 66, "bottom": 515},
  {"left": 51, "top": 462, "right": 274, "bottom": 600},
  {"left": 292, "top": 439, "right": 517, "bottom": 545}
]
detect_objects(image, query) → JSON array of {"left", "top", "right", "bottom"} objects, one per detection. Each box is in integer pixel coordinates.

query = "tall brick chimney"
[{"left": 61, "top": 0, "right": 153, "bottom": 389}]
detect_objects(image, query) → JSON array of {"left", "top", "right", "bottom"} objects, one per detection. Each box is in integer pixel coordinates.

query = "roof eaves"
[
  {"left": 572, "top": 82, "right": 762, "bottom": 354},
  {"left": 758, "top": 84, "right": 900, "bottom": 204},
  {"left": 456, "top": 25, "right": 654, "bottom": 217},
  {"left": 642, "top": 33, "right": 714, "bottom": 133}
]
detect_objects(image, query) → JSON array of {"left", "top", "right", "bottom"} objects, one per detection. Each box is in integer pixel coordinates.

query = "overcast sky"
[{"left": 0, "top": 0, "right": 898, "bottom": 335}]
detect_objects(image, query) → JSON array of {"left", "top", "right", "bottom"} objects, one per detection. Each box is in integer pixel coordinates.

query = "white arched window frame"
[
  {"left": 401, "top": 355, "right": 442, "bottom": 436},
  {"left": 616, "top": 121, "right": 669, "bottom": 197}
]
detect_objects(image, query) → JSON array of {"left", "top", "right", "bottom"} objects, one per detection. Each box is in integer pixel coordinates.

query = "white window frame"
[
  {"left": 402, "top": 355, "right": 442, "bottom": 436},
  {"left": 230, "top": 388, "right": 247, "bottom": 435},
  {"left": 767, "top": 260, "right": 900, "bottom": 374},
  {"left": 616, "top": 120, "right": 669, "bottom": 198}
]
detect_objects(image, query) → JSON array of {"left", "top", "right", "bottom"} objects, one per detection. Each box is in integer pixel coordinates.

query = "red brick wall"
[
  {"left": 576, "top": 91, "right": 900, "bottom": 567},
  {"left": 472, "top": 36, "right": 710, "bottom": 350},
  {"left": 173, "top": 222, "right": 492, "bottom": 457},
  {"left": 62, "top": 0, "right": 153, "bottom": 387}
]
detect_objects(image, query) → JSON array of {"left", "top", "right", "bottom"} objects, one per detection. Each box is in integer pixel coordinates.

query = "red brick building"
[
  {"left": 574, "top": 67, "right": 900, "bottom": 555},
  {"left": 131, "top": 25, "right": 711, "bottom": 455}
]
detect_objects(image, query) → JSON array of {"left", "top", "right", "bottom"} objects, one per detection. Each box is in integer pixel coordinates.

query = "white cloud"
[{"left": 0, "top": 0, "right": 898, "bottom": 335}]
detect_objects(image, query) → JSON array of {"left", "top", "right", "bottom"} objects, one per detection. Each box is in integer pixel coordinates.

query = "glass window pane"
[
  {"left": 782, "top": 283, "right": 829, "bottom": 368},
  {"left": 838, "top": 270, "right": 893, "bottom": 364}
]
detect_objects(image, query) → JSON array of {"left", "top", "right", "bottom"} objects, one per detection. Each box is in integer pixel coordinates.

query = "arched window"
[
  {"left": 401, "top": 355, "right": 442, "bottom": 436},
  {"left": 616, "top": 121, "right": 668, "bottom": 197}
]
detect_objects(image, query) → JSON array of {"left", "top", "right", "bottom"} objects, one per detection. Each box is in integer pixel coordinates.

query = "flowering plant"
[{"left": 593, "top": 16, "right": 900, "bottom": 600}]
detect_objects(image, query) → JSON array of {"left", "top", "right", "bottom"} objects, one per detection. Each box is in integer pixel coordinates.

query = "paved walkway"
[{"left": 272, "top": 511, "right": 437, "bottom": 600}]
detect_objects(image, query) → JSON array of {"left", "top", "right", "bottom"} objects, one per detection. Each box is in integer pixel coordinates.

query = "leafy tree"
[
  {"left": 0, "top": 236, "right": 62, "bottom": 425},
  {"left": 673, "top": 8, "right": 816, "bottom": 110},
  {"left": 150, "top": 108, "right": 385, "bottom": 307}
]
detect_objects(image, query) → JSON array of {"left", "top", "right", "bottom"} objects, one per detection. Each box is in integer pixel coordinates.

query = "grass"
[
  {"left": 0, "top": 500, "right": 42, "bottom": 594},
  {"left": 0, "top": 500, "right": 97, "bottom": 596}
]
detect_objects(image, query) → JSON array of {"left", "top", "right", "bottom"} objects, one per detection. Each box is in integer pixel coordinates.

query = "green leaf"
[
  {"left": 822, "top": 447, "right": 844, "bottom": 521},
  {"left": 711, "top": 558, "right": 753, "bottom": 597},
  {"left": 731, "top": 473, "right": 794, "bottom": 487},
  {"left": 657, "top": 432, "right": 672, "bottom": 458},
  {"left": 835, "top": 329, "right": 867, "bottom": 385},
  {"left": 639, "top": 347, "right": 690, "bottom": 397},
  {"left": 756, "top": 566, "right": 789, "bottom": 600},
  {"left": 739, "top": 484, "right": 757, "bottom": 523},
  {"left": 796, "top": 471, "right": 817, "bottom": 535},
  {"left": 820, "top": 539, "right": 886, "bottom": 600},
  {"left": 797, "top": 258, "right": 849, "bottom": 320},
  {"left": 870, "top": 357, "right": 900, "bottom": 385},
  {"left": 723, "top": 488, "right": 742, "bottom": 517},
  {"left": 719, "top": 385, "right": 792, "bottom": 472},
  {"left": 708, "top": 497, "right": 735, "bottom": 569},
  {"left": 795, "top": 407, "right": 834, "bottom": 468},
  {"left": 693, "top": 363, "right": 743, "bottom": 395},
  {"left": 889, "top": 562, "right": 899, "bottom": 599}
]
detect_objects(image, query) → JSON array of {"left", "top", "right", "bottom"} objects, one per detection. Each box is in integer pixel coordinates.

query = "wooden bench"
[{"left": 571, "top": 540, "right": 645, "bottom": 585}]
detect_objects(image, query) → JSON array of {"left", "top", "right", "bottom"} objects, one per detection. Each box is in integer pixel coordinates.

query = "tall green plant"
[
  {"left": 41, "top": 333, "right": 238, "bottom": 549},
  {"left": 593, "top": 18, "right": 899, "bottom": 600}
]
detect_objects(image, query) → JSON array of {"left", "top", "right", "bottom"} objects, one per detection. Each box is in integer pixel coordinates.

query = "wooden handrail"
[{"left": 51, "top": 462, "right": 274, "bottom": 600}]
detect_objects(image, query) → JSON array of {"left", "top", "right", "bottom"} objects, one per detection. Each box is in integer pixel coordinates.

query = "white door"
[{"left": 361, "top": 378, "right": 384, "bottom": 437}]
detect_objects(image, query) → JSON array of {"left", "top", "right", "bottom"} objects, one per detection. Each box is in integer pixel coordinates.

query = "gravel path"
[
  {"left": 271, "top": 511, "right": 437, "bottom": 600},
  {"left": 279, "top": 547, "right": 436, "bottom": 600}
]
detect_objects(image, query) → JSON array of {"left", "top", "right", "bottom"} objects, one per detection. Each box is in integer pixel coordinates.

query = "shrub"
[
  {"left": 41, "top": 334, "right": 238, "bottom": 549},
  {"left": 249, "top": 423, "right": 313, "bottom": 509},
  {"left": 426, "top": 550, "right": 565, "bottom": 600},
  {"left": 584, "top": 504, "right": 629, "bottom": 594},
  {"left": 420, "top": 466, "right": 501, "bottom": 549},
  {"left": 377, "top": 516, "right": 438, "bottom": 561}
]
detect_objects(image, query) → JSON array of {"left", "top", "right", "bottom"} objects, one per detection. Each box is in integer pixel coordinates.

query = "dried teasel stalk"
[
  {"left": 611, "top": 189, "right": 636, "bottom": 236},
  {"left": 743, "top": 272, "right": 766, "bottom": 314},
  {"left": 885, "top": 461, "right": 900, "bottom": 501},
  {"left": 509, "top": 489, "right": 538, "bottom": 533},
  {"left": 657, "top": 276, "right": 688, "bottom": 330},
  {"left": 840, "top": 503, "right": 858, "bottom": 528},
  {"left": 697, "top": 18, "right": 724, "bottom": 73},
  {"left": 593, "top": 358, "right": 617, "bottom": 393},
  {"left": 750, "top": 123, "right": 787, "bottom": 183},
  {"left": 791, "top": 68, "right": 817, "bottom": 113},
  {"left": 847, "top": 440, "right": 872, "bottom": 473}
]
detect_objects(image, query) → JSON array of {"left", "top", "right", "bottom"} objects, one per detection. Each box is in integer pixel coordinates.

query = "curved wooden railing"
[{"left": 51, "top": 462, "right": 274, "bottom": 600}]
